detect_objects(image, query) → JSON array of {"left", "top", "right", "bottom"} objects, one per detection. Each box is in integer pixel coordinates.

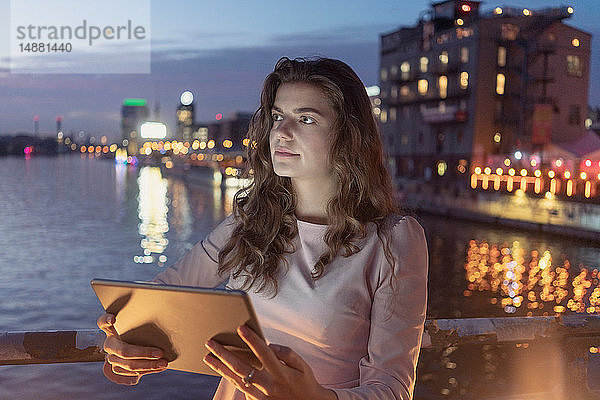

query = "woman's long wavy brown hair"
[{"left": 217, "top": 56, "right": 403, "bottom": 297}]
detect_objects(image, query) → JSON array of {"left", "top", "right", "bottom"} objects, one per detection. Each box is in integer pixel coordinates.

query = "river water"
[{"left": 0, "top": 155, "right": 598, "bottom": 399}]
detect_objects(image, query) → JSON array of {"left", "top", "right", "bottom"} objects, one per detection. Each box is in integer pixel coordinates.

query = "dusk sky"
[{"left": 1, "top": 0, "right": 599, "bottom": 142}]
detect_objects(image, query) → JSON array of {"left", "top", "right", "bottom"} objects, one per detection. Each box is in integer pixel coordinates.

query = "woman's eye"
[
  {"left": 300, "top": 116, "right": 315, "bottom": 124},
  {"left": 271, "top": 114, "right": 283, "bottom": 121}
]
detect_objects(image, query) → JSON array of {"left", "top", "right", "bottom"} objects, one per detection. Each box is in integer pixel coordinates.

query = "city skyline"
[{"left": 1, "top": 0, "right": 599, "bottom": 141}]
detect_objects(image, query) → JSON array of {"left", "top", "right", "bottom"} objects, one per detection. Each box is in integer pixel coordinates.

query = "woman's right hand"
[{"left": 97, "top": 313, "right": 169, "bottom": 385}]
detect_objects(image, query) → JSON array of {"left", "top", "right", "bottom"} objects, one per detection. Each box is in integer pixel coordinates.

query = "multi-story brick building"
[{"left": 379, "top": 1, "right": 591, "bottom": 185}]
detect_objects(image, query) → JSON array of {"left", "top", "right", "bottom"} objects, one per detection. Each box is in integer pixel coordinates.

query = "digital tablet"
[{"left": 91, "top": 278, "right": 264, "bottom": 376}]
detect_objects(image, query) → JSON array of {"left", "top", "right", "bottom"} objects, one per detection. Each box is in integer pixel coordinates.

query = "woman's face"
[{"left": 269, "top": 82, "right": 336, "bottom": 187}]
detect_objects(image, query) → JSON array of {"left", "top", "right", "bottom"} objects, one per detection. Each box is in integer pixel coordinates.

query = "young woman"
[{"left": 98, "top": 57, "right": 428, "bottom": 400}]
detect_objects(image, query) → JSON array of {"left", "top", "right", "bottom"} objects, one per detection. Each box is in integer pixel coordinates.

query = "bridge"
[{"left": 2, "top": 315, "right": 600, "bottom": 399}]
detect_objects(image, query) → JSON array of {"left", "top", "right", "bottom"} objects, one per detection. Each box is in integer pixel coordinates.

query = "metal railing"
[{"left": 2, "top": 315, "right": 600, "bottom": 398}]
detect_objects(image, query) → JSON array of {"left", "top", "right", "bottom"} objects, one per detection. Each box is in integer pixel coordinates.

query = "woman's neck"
[{"left": 292, "top": 177, "right": 336, "bottom": 225}]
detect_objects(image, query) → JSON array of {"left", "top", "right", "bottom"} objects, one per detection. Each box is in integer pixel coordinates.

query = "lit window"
[
  {"left": 380, "top": 109, "right": 388, "bottom": 123},
  {"left": 439, "top": 51, "right": 448, "bottom": 64},
  {"left": 418, "top": 79, "right": 428, "bottom": 95},
  {"left": 456, "top": 27, "right": 473, "bottom": 39},
  {"left": 380, "top": 68, "right": 388, "bottom": 82},
  {"left": 400, "top": 85, "right": 410, "bottom": 97},
  {"left": 566, "top": 55, "right": 582, "bottom": 77},
  {"left": 438, "top": 101, "right": 446, "bottom": 113},
  {"left": 497, "top": 46, "right": 506, "bottom": 67},
  {"left": 390, "top": 108, "right": 397, "bottom": 122},
  {"left": 460, "top": 72, "right": 469, "bottom": 89},
  {"left": 391, "top": 86, "right": 398, "bottom": 99},
  {"left": 501, "top": 24, "right": 519, "bottom": 41},
  {"left": 439, "top": 75, "right": 448, "bottom": 99},
  {"left": 460, "top": 47, "right": 469, "bottom": 63},
  {"left": 496, "top": 73, "right": 505, "bottom": 95},
  {"left": 437, "top": 33, "right": 450, "bottom": 45},
  {"left": 437, "top": 160, "right": 447, "bottom": 176},
  {"left": 401, "top": 61, "right": 410, "bottom": 80},
  {"left": 390, "top": 65, "right": 398, "bottom": 77},
  {"left": 420, "top": 57, "right": 429, "bottom": 73}
]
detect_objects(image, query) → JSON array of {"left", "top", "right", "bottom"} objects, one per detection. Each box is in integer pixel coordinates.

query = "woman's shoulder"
[
  {"left": 382, "top": 213, "right": 425, "bottom": 239},
  {"left": 203, "top": 212, "right": 240, "bottom": 245},
  {"left": 380, "top": 213, "right": 428, "bottom": 267}
]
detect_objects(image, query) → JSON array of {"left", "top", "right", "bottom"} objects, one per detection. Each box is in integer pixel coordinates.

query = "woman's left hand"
[{"left": 203, "top": 324, "right": 336, "bottom": 400}]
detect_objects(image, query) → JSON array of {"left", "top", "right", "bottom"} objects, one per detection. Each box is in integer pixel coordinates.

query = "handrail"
[
  {"left": 0, "top": 330, "right": 105, "bottom": 365},
  {"left": 423, "top": 314, "right": 600, "bottom": 348},
  {"left": 1, "top": 315, "right": 600, "bottom": 366}
]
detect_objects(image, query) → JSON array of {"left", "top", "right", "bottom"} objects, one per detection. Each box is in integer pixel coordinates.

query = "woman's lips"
[{"left": 275, "top": 150, "right": 300, "bottom": 157}]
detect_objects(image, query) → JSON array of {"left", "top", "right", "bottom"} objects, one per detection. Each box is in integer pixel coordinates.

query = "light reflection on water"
[
  {"left": 135, "top": 167, "right": 170, "bottom": 265},
  {"left": 132, "top": 166, "right": 230, "bottom": 267},
  {"left": 420, "top": 213, "right": 600, "bottom": 320},
  {"left": 0, "top": 155, "right": 598, "bottom": 399},
  {"left": 464, "top": 240, "right": 599, "bottom": 317},
  {"left": 0, "top": 156, "right": 224, "bottom": 399},
  {"left": 169, "top": 178, "right": 193, "bottom": 245}
]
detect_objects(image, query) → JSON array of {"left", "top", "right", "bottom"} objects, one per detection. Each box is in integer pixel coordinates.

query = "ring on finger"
[{"left": 241, "top": 368, "right": 256, "bottom": 387}]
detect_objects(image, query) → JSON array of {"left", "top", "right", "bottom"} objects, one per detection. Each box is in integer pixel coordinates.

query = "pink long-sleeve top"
[{"left": 154, "top": 213, "right": 428, "bottom": 400}]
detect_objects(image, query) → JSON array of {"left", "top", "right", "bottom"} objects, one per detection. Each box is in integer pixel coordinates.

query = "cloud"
[
  {"left": 268, "top": 22, "right": 396, "bottom": 46},
  {"left": 64, "top": 110, "right": 118, "bottom": 121},
  {"left": 0, "top": 26, "right": 381, "bottom": 138},
  {"left": 150, "top": 22, "right": 386, "bottom": 57}
]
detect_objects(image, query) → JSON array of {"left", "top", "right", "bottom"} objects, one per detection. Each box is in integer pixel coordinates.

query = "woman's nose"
[{"left": 274, "top": 119, "right": 293, "bottom": 140}]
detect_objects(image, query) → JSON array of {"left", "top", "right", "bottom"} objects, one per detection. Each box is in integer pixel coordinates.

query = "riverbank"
[
  {"left": 0, "top": 135, "right": 59, "bottom": 155},
  {"left": 398, "top": 179, "right": 600, "bottom": 243}
]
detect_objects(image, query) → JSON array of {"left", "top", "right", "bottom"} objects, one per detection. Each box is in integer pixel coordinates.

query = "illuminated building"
[
  {"left": 379, "top": 1, "right": 591, "bottom": 183},
  {"left": 121, "top": 98, "right": 149, "bottom": 154},
  {"left": 55, "top": 116, "right": 62, "bottom": 136},
  {"left": 195, "top": 112, "right": 252, "bottom": 152},
  {"left": 176, "top": 90, "right": 195, "bottom": 141},
  {"left": 33, "top": 115, "right": 39, "bottom": 136}
]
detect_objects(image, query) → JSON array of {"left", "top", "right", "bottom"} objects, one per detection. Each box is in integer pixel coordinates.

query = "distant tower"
[
  {"left": 154, "top": 99, "right": 160, "bottom": 121},
  {"left": 56, "top": 116, "right": 64, "bottom": 143},
  {"left": 121, "top": 98, "right": 149, "bottom": 154},
  {"left": 34, "top": 115, "right": 39, "bottom": 136},
  {"left": 154, "top": 87, "right": 161, "bottom": 121},
  {"left": 56, "top": 116, "right": 62, "bottom": 133},
  {"left": 177, "top": 90, "right": 194, "bottom": 141}
]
